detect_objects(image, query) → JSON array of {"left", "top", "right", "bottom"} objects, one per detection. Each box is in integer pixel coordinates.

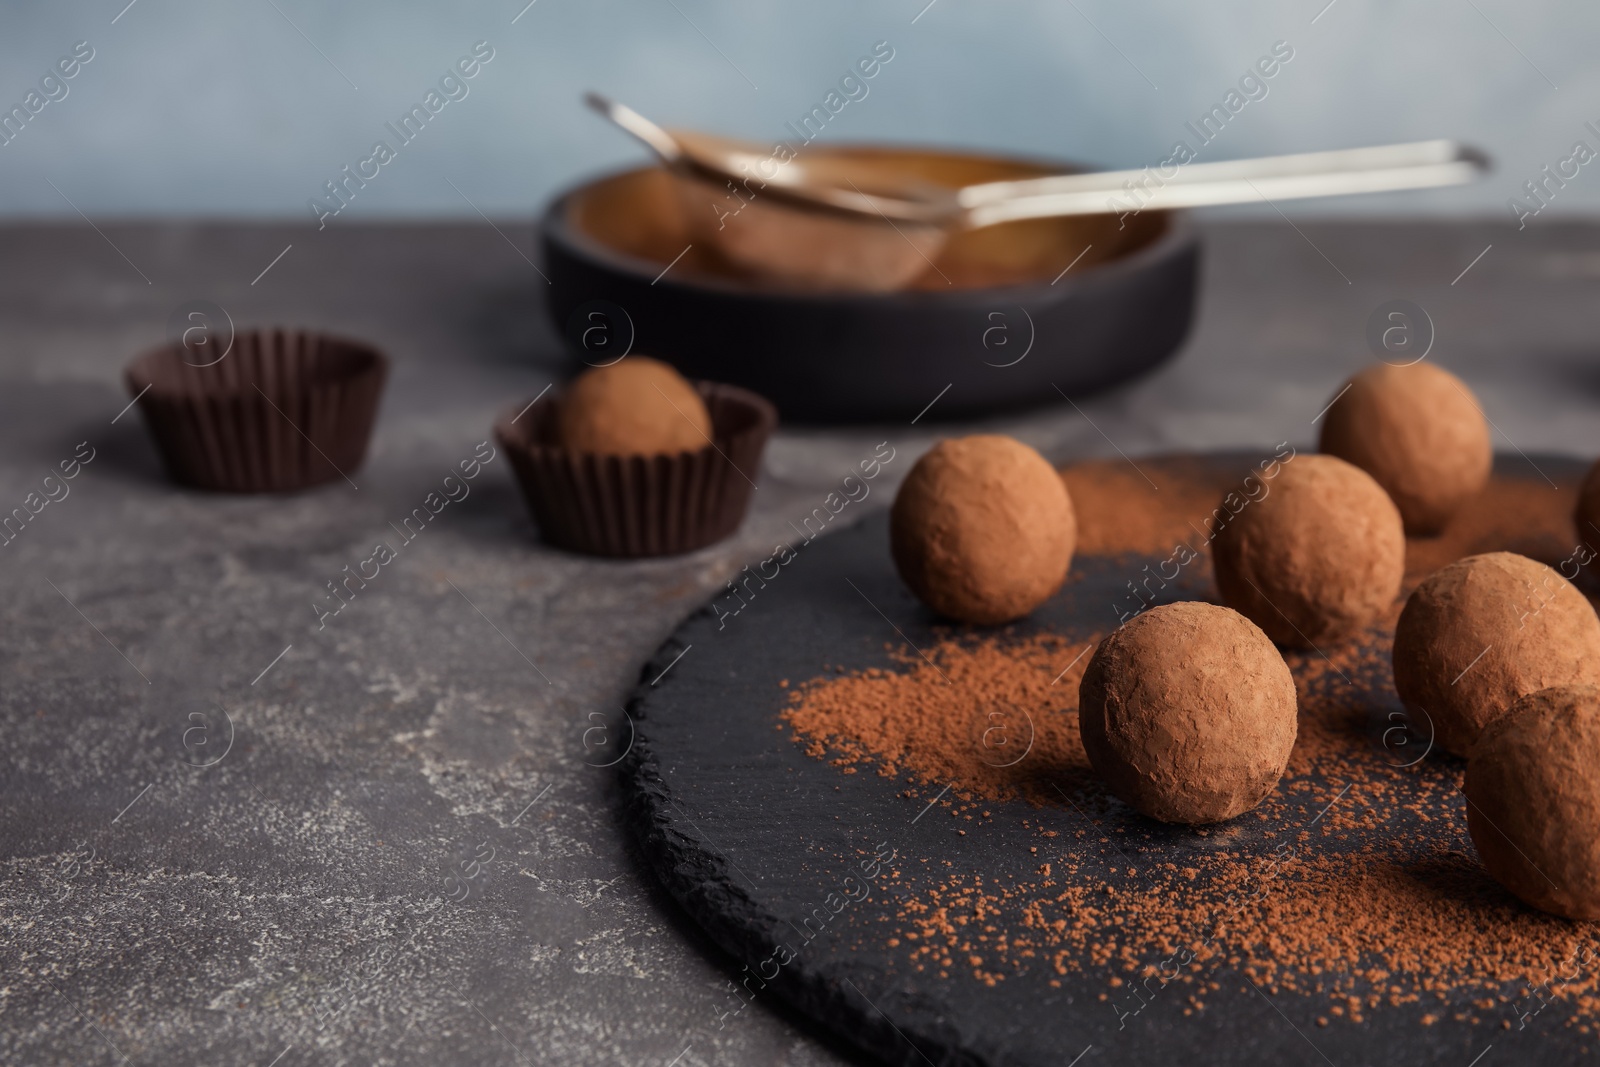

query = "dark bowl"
[{"left": 541, "top": 145, "right": 1199, "bottom": 424}]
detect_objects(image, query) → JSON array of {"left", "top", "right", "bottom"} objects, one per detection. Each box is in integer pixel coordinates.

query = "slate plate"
[{"left": 621, "top": 453, "right": 1595, "bottom": 1067}]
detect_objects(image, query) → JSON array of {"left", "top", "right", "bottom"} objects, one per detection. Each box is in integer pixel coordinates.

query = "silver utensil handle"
[
  {"left": 585, "top": 92, "right": 683, "bottom": 164},
  {"left": 960, "top": 140, "right": 1489, "bottom": 227}
]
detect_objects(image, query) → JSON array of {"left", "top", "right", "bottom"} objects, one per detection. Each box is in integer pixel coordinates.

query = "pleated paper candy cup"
[
  {"left": 125, "top": 329, "right": 388, "bottom": 493},
  {"left": 495, "top": 381, "right": 776, "bottom": 558}
]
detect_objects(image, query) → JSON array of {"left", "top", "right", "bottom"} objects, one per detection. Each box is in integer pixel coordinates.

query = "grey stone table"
[{"left": 2, "top": 218, "right": 1598, "bottom": 1067}]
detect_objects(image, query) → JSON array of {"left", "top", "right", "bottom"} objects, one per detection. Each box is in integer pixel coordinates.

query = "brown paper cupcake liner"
[
  {"left": 125, "top": 329, "right": 388, "bottom": 493},
  {"left": 495, "top": 381, "right": 777, "bottom": 558}
]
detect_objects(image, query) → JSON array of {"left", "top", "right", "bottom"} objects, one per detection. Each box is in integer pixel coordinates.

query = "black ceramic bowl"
[{"left": 541, "top": 145, "right": 1199, "bottom": 424}]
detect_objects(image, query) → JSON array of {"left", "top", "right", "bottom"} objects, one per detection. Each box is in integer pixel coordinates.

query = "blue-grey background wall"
[{"left": 0, "top": 0, "right": 1593, "bottom": 222}]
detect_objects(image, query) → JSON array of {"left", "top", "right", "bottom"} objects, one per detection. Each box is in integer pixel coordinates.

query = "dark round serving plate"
[
  {"left": 618, "top": 452, "right": 1596, "bottom": 1067},
  {"left": 541, "top": 148, "right": 1199, "bottom": 424}
]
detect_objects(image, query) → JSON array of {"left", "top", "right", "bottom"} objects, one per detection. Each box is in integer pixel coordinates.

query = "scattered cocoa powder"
[
  {"left": 1061, "top": 454, "right": 1583, "bottom": 587},
  {"left": 1060, "top": 457, "right": 1235, "bottom": 558},
  {"left": 781, "top": 454, "right": 1600, "bottom": 1026},
  {"left": 784, "top": 629, "right": 1097, "bottom": 808}
]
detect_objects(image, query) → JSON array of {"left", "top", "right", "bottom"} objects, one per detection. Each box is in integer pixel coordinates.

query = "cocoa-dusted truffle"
[
  {"left": 1465, "top": 685, "right": 1600, "bottom": 919},
  {"left": 890, "top": 435, "right": 1075, "bottom": 624},
  {"left": 1318, "top": 362, "right": 1491, "bottom": 535},
  {"left": 1393, "top": 551, "right": 1600, "bottom": 756},
  {"left": 1211, "top": 454, "right": 1405, "bottom": 648},
  {"left": 1079, "top": 601, "right": 1298, "bottom": 825},
  {"left": 557, "top": 356, "right": 711, "bottom": 456}
]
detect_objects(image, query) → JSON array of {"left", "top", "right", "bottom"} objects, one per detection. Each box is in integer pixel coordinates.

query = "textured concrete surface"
[{"left": 1, "top": 219, "right": 1598, "bottom": 1066}]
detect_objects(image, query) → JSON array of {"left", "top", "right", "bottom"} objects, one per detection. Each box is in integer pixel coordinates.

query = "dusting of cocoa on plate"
[
  {"left": 784, "top": 630, "right": 1097, "bottom": 808},
  {"left": 781, "top": 456, "right": 1600, "bottom": 1026},
  {"left": 1062, "top": 455, "right": 1582, "bottom": 585}
]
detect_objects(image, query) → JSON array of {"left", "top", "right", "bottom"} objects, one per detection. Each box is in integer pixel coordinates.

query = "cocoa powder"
[
  {"left": 785, "top": 629, "right": 1098, "bottom": 808},
  {"left": 780, "top": 456, "right": 1600, "bottom": 1027},
  {"left": 1060, "top": 455, "right": 1583, "bottom": 587}
]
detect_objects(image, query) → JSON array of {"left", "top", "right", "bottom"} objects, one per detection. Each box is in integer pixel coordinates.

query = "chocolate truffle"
[
  {"left": 1079, "top": 601, "right": 1298, "bottom": 825},
  {"left": 1211, "top": 454, "right": 1405, "bottom": 648},
  {"left": 557, "top": 357, "right": 712, "bottom": 456},
  {"left": 1393, "top": 551, "right": 1600, "bottom": 756},
  {"left": 890, "top": 435, "right": 1076, "bottom": 624},
  {"left": 1318, "top": 362, "right": 1491, "bottom": 535},
  {"left": 1465, "top": 685, "right": 1600, "bottom": 919}
]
